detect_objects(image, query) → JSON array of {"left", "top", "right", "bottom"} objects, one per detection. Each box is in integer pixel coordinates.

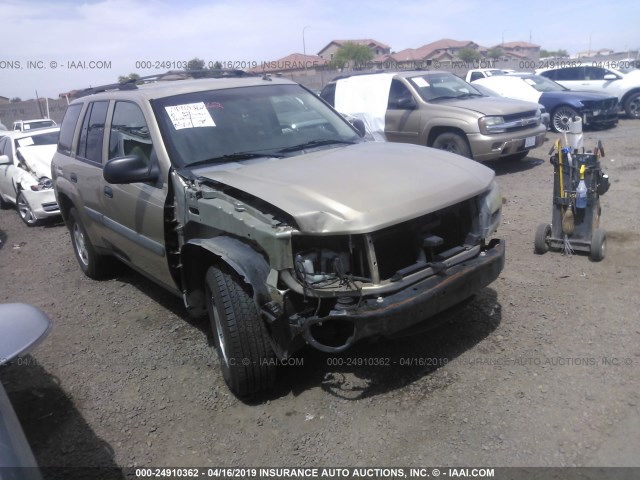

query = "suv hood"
[
  {"left": 192, "top": 142, "right": 494, "bottom": 234},
  {"left": 440, "top": 96, "right": 539, "bottom": 116}
]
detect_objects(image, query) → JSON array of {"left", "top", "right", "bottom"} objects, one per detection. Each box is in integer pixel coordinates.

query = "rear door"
[{"left": 100, "top": 100, "right": 173, "bottom": 287}]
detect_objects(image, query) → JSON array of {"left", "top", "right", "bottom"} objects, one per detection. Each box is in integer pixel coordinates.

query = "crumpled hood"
[
  {"left": 17, "top": 145, "right": 56, "bottom": 179},
  {"left": 192, "top": 142, "right": 495, "bottom": 234},
  {"left": 441, "top": 96, "right": 540, "bottom": 116}
]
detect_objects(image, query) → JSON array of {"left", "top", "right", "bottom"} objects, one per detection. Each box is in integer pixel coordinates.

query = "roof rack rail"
[{"left": 75, "top": 68, "right": 256, "bottom": 98}]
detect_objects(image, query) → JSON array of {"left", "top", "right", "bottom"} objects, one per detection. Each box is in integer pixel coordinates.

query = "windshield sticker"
[
  {"left": 165, "top": 102, "right": 216, "bottom": 129},
  {"left": 413, "top": 77, "right": 430, "bottom": 88},
  {"left": 17, "top": 137, "right": 34, "bottom": 147},
  {"left": 524, "top": 79, "right": 536, "bottom": 86}
]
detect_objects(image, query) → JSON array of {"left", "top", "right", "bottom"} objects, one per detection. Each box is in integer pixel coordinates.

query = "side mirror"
[
  {"left": 0, "top": 155, "right": 10, "bottom": 165},
  {"left": 396, "top": 97, "right": 417, "bottom": 110},
  {"left": 351, "top": 118, "right": 366, "bottom": 137},
  {"left": 603, "top": 73, "right": 618, "bottom": 81},
  {"left": 103, "top": 155, "right": 157, "bottom": 184}
]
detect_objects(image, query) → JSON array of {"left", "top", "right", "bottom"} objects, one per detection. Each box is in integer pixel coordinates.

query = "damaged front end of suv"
[{"left": 172, "top": 141, "right": 504, "bottom": 364}]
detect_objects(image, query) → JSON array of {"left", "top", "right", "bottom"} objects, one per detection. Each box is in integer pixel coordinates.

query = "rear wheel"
[
  {"left": 590, "top": 228, "right": 606, "bottom": 262},
  {"left": 16, "top": 191, "right": 38, "bottom": 226},
  {"left": 624, "top": 92, "right": 640, "bottom": 118},
  {"left": 432, "top": 132, "right": 472, "bottom": 158},
  {"left": 68, "top": 207, "right": 110, "bottom": 279},
  {"left": 205, "top": 264, "right": 276, "bottom": 397},
  {"left": 551, "top": 106, "right": 579, "bottom": 132}
]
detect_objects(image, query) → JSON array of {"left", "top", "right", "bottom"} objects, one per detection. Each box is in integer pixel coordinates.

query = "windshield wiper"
[
  {"left": 276, "top": 139, "right": 356, "bottom": 153},
  {"left": 186, "top": 151, "right": 283, "bottom": 168}
]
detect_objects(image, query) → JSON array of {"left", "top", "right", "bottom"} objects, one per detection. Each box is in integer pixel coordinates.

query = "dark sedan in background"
[{"left": 472, "top": 74, "right": 618, "bottom": 132}]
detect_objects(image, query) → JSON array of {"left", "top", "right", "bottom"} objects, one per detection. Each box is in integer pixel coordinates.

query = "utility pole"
[{"left": 303, "top": 25, "right": 311, "bottom": 56}]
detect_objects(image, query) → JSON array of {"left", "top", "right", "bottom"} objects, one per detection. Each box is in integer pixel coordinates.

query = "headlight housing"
[
  {"left": 479, "top": 116, "right": 506, "bottom": 134},
  {"left": 30, "top": 177, "right": 53, "bottom": 191},
  {"left": 479, "top": 180, "right": 502, "bottom": 239}
]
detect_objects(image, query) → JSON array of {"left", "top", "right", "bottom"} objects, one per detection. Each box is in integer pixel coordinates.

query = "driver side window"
[
  {"left": 388, "top": 80, "right": 414, "bottom": 109},
  {"left": 108, "top": 101, "right": 154, "bottom": 167}
]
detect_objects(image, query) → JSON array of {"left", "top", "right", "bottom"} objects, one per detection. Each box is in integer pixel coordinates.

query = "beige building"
[{"left": 317, "top": 39, "right": 391, "bottom": 62}]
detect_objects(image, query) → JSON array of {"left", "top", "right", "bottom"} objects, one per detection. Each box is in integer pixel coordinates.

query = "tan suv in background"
[{"left": 320, "top": 71, "right": 547, "bottom": 161}]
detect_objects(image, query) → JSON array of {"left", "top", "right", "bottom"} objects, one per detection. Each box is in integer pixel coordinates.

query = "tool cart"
[{"left": 534, "top": 139, "right": 610, "bottom": 261}]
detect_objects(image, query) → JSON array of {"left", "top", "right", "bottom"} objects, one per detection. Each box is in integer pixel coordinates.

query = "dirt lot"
[{"left": 1, "top": 119, "right": 640, "bottom": 476}]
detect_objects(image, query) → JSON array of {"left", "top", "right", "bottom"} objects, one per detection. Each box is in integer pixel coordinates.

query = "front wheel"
[
  {"left": 551, "top": 106, "right": 579, "bottom": 132},
  {"left": 432, "top": 132, "right": 472, "bottom": 158},
  {"left": 624, "top": 92, "right": 640, "bottom": 118},
  {"left": 205, "top": 265, "right": 276, "bottom": 397},
  {"left": 16, "top": 191, "right": 38, "bottom": 226}
]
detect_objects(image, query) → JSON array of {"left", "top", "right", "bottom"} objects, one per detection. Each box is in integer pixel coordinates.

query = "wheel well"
[
  {"left": 56, "top": 192, "right": 73, "bottom": 223},
  {"left": 180, "top": 243, "right": 265, "bottom": 318},
  {"left": 427, "top": 126, "right": 468, "bottom": 148},
  {"left": 551, "top": 104, "right": 577, "bottom": 114},
  {"left": 621, "top": 88, "right": 640, "bottom": 105}
]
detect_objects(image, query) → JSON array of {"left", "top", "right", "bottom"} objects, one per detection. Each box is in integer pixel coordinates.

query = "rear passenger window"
[
  {"left": 584, "top": 67, "right": 606, "bottom": 80},
  {"left": 554, "top": 67, "right": 583, "bottom": 81},
  {"left": 109, "top": 102, "right": 153, "bottom": 166},
  {"left": 77, "top": 101, "right": 109, "bottom": 163},
  {"left": 58, "top": 103, "right": 83, "bottom": 155}
]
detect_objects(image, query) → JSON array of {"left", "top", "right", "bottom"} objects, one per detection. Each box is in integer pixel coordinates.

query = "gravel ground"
[{"left": 1, "top": 119, "right": 639, "bottom": 476}]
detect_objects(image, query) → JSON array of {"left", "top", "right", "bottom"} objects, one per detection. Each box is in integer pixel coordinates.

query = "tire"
[
  {"left": 534, "top": 223, "right": 551, "bottom": 254},
  {"left": 624, "top": 92, "right": 640, "bottom": 119},
  {"left": 551, "top": 106, "right": 579, "bottom": 133},
  {"left": 205, "top": 264, "right": 276, "bottom": 397},
  {"left": 68, "top": 207, "right": 109, "bottom": 279},
  {"left": 589, "top": 228, "right": 606, "bottom": 262},
  {"left": 16, "top": 191, "right": 39, "bottom": 226},
  {"left": 432, "top": 132, "right": 472, "bottom": 158}
]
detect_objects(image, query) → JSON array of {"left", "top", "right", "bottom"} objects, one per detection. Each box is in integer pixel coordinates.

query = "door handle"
[
  {"left": 70, "top": 173, "right": 77, "bottom": 183},
  {"left": 104, "top": 186, "right": 113, "bottom": 198}
]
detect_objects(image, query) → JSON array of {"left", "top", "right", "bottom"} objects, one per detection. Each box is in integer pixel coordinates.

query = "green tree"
[
  {"left": 540, "top": 48, "right": 569, "bottom": 58},
  {"left": 10, "top": 97, "right": 22, "bottom": 103},
  {"left": 187, "top": 57, "right": 206, "bottom": 70},
  {"left": 212, "top": 61, "right": 223, "bottom": 70},
  {"left": 118, "top": 73, "right": 141, "bottom": 84},
  {"left": 487, "top": 48, "right": 503, "bottom": 60},
  {"left": 333, "top": 42, "right": 374, "bottom": 69},
  {"left": 457, "top": 47, "right": 481, "bottom": 62}
]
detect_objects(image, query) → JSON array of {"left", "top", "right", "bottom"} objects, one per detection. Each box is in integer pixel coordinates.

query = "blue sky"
[{"left": 1, "top": 0, "right": 638, "bottom": 99}]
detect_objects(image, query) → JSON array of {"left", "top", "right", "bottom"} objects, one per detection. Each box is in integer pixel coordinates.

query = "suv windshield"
[
  {"left": 153, "top": 84, "right": 360, "bottom": 168},
  {"left": 409, "top": 73, "right": 483, "bottom": 102}
]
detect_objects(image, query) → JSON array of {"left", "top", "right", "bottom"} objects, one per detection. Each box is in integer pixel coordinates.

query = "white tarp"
[{"left": 334, "top": 73, "right": 395, "bottom": 141}]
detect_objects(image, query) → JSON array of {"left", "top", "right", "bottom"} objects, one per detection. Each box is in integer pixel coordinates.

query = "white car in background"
[
  {"left": 0, "top": 127, "right": 61, "bottom": 226},
  {"left": 12, "top": 119, "right": 58, "bottom": 132},
  {"left": 536, "top": 65, "right": 640, "bottom": 118}
]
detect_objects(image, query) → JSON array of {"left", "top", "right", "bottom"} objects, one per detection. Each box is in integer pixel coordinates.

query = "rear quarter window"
[{"left": 58, "top": 103, "right": 83, "bottom": 155}]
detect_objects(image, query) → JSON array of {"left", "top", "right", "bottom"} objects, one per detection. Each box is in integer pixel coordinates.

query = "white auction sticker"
[{"left": 165, "top": 102, "right": 216, "bottom": 130}]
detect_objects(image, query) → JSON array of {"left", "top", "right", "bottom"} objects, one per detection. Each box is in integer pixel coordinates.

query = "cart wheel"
[
  {"left": 534, "top": 223, "right": 552, "bottom": 254},
  {"left": 590, "top": 228, "right": 606, "bottom": 262}
]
